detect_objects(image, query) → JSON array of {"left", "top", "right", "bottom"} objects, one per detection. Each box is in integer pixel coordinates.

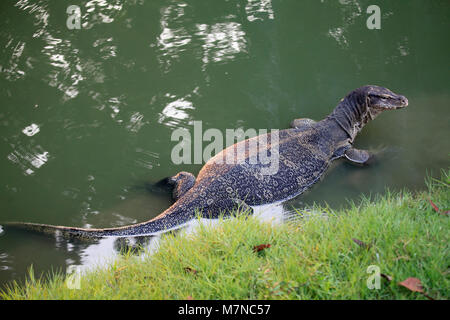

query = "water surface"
[{"left": 0, "top": 0, "right": 449, "bottom": 288}]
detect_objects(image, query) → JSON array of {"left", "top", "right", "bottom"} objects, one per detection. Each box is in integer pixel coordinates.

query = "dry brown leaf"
[
  {"left": 398, "top": 277, "right": 435, "bottom": 299},
  {"left": 429, "top": 199, "right": 440, "bottom": 213},
  {"left": 429, "top": 199, "right": 449, "bottom": 216},
  {"left": 352, "top": 238, "right": 371, "bottom": 249},
  {"left": 184, "top": 267, "right": 198, "bottom": 275},
  {"left": 398, "top": 277, "right": 424, "bottom": 293},
  {"left": 253, "top": 244, "right": 271, "bottom": 252}
]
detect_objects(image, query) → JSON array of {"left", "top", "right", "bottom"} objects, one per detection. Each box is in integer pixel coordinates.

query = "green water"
[{"left": 0, "top": 0, "right": 449, "bottom": 288}]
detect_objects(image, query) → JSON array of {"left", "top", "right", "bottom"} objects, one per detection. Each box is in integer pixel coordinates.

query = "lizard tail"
[{"left": 2, "top": 205, "right": 196, "bottom": 239}]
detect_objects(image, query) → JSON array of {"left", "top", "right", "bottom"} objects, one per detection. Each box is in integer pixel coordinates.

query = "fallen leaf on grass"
[
  {"left": 398, "top": 277, "right": 423, "bottom": 293},
  {"left": 429, "top": 199, "right": 449, "bottom": 216},
  {"left": 429, "top": 199, "right": 440, "bottom": 213},
  {"left": 253, "top": 244, "right": 271, "bottom": 252},
  {"left": 184, "top": 267, "right": 198, "bottom": 275},
  {"left": 352, "top": 238, "right": 371, "bottom": 249},
  {"left": 398, "top": 277, "right": 435, "bottom": 300}
]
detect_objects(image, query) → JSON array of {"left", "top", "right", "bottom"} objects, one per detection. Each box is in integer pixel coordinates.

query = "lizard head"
[
  {"left": 363, "top": 85, "right": 408, "bottom": 114},
  {"left": 329, "top": 85, "right": 408, "bottom": 142}
]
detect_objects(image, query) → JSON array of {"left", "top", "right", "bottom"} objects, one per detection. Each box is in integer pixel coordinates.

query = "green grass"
[{"left": 1, "top": 170, "right": 449, "bottom": 300}]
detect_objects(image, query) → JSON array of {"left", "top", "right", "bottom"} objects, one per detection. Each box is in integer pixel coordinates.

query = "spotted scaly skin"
[{"left": 4, "top": 85, "right": 408, "bottom": 238}]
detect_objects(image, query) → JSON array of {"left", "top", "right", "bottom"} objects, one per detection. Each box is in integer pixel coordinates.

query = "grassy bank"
[{"left": 1, "top": 171, "right": 449, "bottom": 300}]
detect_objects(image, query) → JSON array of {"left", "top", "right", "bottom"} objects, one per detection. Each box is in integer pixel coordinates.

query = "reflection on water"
[
  {"left": 14, "top": 0, "right": 83, "bottom": 101},
  {"left": 22, "top": 123, "right": 40, "bottom": 136},
  {"left": 14, "top": 0, "right": 49, "bottom": 38},
  {"left": 1, "top": 39, "right": 26, "bottom": 81},
  {"left": 387, "top": 37, "right": 410, "bottom": 64},
  {"left": 156, "top": 1, "right": 194, "bottom": 74},
  {"left": 0, "top": 199, "right": 298, "bottom": 289},
  {"left": 245, "top": 0, "right": 275, "bottom": 22},
  {"left": 196, "top": 22, "right": 247, "bottom": 67},
  {"left": 328, "top": 0, "right": 363, "bottom": 50},
  {"left": 92, "top": 37, "right": 118, "bottom": 60},
  {"left": 157, "top": 1, "right": 248, "bottom": 72},
  {"left": 13, "top": 0, "right": 124, "bottom": 101},
  {"left": 126, "top": 112, "right": 146, "bottom": 133},
  {"left": 159, "top": 96, "right": 194, "bottom": 127},
  {"left": 328, "top": 27, "right": 349, "bottom": 49},
  {"left": 0, "top": 0, "right": 449, "bottom": 289},
  {"left": 157, "top": 1, "right": 192, "bottom": 71},
  {"left": 60, "top": 203, "right": 291, "bottom": 282},
  {"left": 82, "top": 0, "right": 124, "bottom": 28},
  {"left": 7, "top": 144, "right": 50, "bottom": 176},
  {"left": 134, "top": 148, "right": 159, "bottom": 170}
]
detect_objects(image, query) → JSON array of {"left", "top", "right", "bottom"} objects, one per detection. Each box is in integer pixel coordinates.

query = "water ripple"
[
  {"left": 196, "top": 22, "right": 247, "bottom": 67},
  {"left": 7, "top": 144, "right": 50, "bottom": 176},
  {"left": 245, "top": 0, "right": 275, "bottom": 22},
  {"left": 1, "top": 39, "right": 26, "bottom": 81},
  {"left": 156, "top": 1, "right": 248, "bottom": 72},
  {"left": 158, "top": 97, "right": 194, "bottom": 128}
]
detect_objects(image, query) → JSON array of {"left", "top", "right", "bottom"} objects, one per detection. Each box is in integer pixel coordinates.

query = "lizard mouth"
[
  {"left": 374, "top": 95, "right": 408, "bottom": 110},
  {"left": 397, "top": 95, "right": 409, "bottom": 108}
]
